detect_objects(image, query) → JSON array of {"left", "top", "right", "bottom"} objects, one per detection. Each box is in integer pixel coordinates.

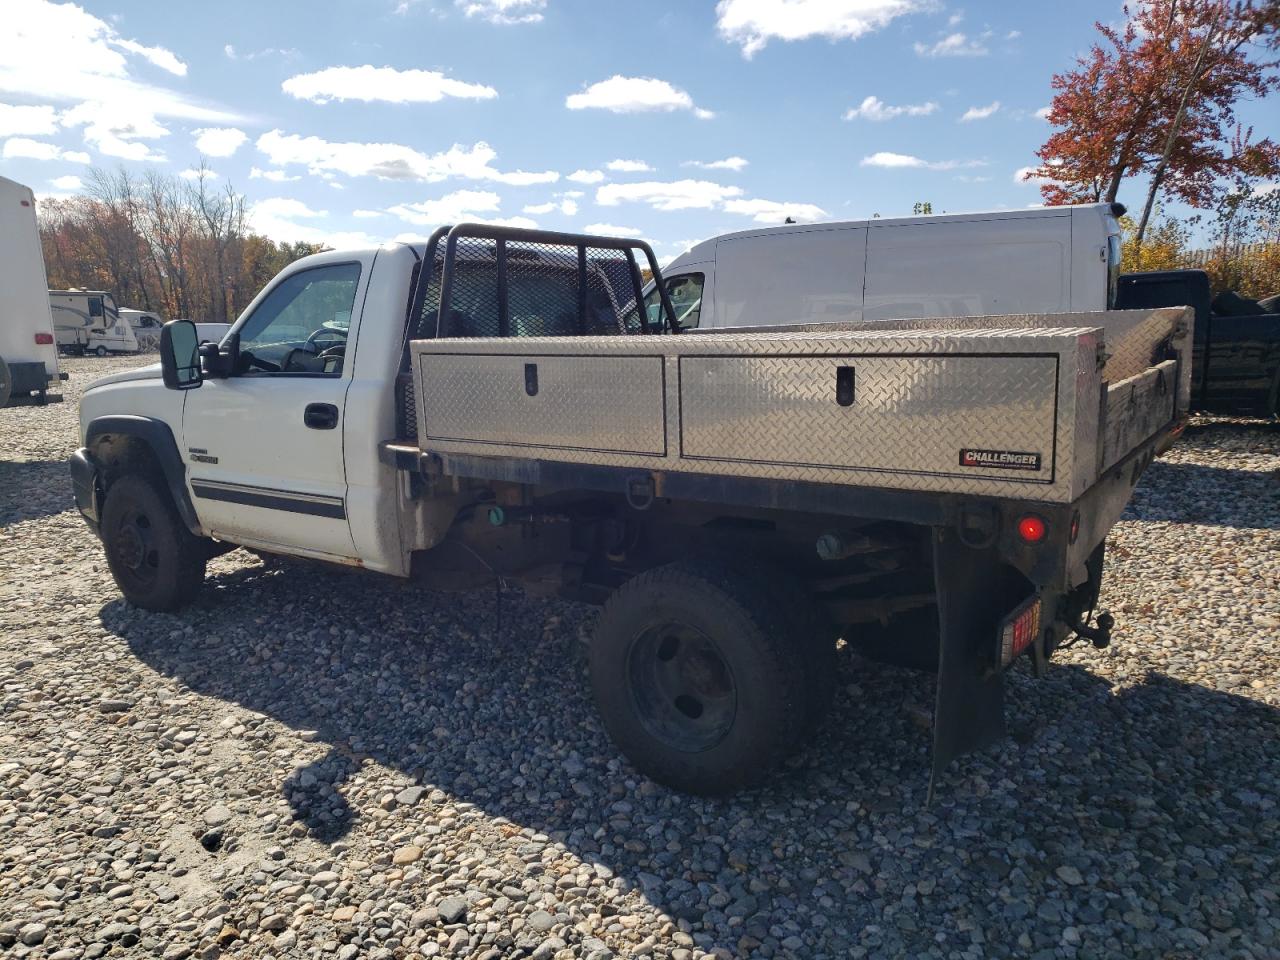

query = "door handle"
[{"left": 304, "top": 403, "right": 339, "bottom": 430}]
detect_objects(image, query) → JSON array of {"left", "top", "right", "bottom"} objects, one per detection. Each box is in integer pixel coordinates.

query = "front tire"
[
  {"left": 590, "top": 559, "right": 824, "bottom": 795},
  {"left": 101, "top": 474, "right": 206, "bottom": 611}
]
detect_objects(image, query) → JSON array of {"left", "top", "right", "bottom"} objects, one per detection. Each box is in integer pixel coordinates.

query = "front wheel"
[
  {"left": 590, "top": 559, "right": 827, "bottom": 795},
  {"left": 101, "top": 474, "right": 206, "bottom": 611}
]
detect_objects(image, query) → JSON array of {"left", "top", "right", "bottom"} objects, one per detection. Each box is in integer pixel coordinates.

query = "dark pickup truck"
[{"left": 1116, "top": 269, "right": 1280, "bottom": 417}]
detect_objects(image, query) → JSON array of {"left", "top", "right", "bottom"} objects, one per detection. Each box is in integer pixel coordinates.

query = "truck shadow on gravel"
[
  {"left": 104, "top": 559, "right": 1280, "bottom": 956},
  {"left": 0, "top": 459, "right": 74, "bottom": 527},
  {"left": 1123, "top": 460, "right": 1280, "bottom": 529}
]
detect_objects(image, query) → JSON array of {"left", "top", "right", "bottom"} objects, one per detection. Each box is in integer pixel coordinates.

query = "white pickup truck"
[{"left": 71, "top": 225, "right": 1191, "bottom": 796}]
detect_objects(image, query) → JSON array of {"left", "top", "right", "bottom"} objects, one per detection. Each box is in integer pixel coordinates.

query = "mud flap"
[{"left": 929, "top": 527, "right": 1006, "bottom": 802}]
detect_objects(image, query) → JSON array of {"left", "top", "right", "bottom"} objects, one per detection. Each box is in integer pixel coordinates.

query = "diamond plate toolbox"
[{"left": 411, "top": 310, "right": 1186, "bottom": 504}]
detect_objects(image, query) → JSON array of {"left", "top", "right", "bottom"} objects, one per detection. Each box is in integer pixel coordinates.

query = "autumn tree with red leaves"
[{"left": 1029, "top": 0, "right": 1279, "bottom": 248}]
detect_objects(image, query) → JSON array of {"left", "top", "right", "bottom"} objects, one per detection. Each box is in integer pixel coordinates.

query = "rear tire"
[
  {"left": 590, "top": 559, "right": 823, "bottom": 795},
  {"left": 95, "top": 346, "right": 108, "bottom": 357},
  {"left": 101, "top": 474, "right": 206, "bottom": 611},
  {"left": 0, "top": 355, "right": 11, "bottom": 408}
]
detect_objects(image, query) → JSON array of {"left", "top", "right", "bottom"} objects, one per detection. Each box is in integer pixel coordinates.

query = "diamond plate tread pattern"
[
  {"left": 679, "top": 355, "right": 1056, "bottom": 481},
  {"left": 418, "top": 353, "right": 666, "bottom": 455},
  {"left": 408, "top": 309, "right": 1186, "bottom": 504}
]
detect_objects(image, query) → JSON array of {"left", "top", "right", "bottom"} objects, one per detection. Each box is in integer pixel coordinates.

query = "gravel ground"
[{"left": 1, "top": 355, "right": 1278, "bottom": 960}]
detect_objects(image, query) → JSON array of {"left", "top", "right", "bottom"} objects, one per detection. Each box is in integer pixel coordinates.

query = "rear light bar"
[
  {"left": 998, "top": 594, "right": 1042, "bottom": 666},
  {"left": 35, "top": 332, "right": 54, "bottom": 345}
]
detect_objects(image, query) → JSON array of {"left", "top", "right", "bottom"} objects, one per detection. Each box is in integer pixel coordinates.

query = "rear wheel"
[
  {"left": 590, "top": 559, "right": 828, "bottom": 795},
  {"left": 0, "top": 355, "right": 11, "bottom": 408},
  {"left": 95, "top": 346, "right": 108, "bottom": 357},
  {"left": 101, "top": 474, "right": 206, "bottom": 611}
]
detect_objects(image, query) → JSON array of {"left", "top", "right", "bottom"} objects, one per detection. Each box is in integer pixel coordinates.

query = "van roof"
[{"left": 675, "top": 202, "right": 1118, "bottom": 262}]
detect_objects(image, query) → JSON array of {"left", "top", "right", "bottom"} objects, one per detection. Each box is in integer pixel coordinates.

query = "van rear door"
[{"left": 712, "top": 226, "right": 867, "bottom": 328}]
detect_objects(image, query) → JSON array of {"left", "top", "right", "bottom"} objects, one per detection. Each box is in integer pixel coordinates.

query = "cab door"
[{"left": 180, "top": 258, "right": 370, "bottom": 560}]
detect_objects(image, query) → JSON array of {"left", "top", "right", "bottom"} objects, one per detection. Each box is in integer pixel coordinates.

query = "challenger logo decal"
[{"left": 959, "top": 448, "right": 1042, "bottom": 471}]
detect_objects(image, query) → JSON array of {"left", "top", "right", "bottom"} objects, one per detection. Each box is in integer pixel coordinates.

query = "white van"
[
  {"left": 119, "top": 307, "right": 165, "bottom": 351},
  {"left": 50, "top": 290, "right": 140, "bottom": 355},
  {"left": 648, "top": 203, "right": 1124, "bottom": 330},
  {"left": 0, "top": 176, "right": 62, "bottom": 406}
]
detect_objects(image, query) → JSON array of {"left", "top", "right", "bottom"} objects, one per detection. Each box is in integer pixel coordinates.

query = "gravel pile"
[{"left": 1, "top": 355, "right": 1277, "bottom": 960}]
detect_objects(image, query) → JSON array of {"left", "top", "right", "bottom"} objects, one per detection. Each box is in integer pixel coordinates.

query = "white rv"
[
  {"left": 50, "top": 289, "right": 140, "bottom": 355},
  {"left": 646, "top": 203, "right": 1124, "bottom": 329},
  {"left": 0, "top": 176, "right": 62, "bottom": 406},
  {"left": 120, "top": 307, "right": 165, "bottom": 351}
]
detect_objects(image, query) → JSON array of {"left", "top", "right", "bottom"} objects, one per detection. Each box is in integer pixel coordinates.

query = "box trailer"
[{"left": 0, "top": 176, "right": 63, "bottom": 407}]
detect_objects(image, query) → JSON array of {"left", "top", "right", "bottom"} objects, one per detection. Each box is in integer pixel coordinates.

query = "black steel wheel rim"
[
  {"left": 626, "top": 621, "right": 737, "bottom": 752},
  {"left": 112, "top": 505, "right": 160, "bottom": 586}
]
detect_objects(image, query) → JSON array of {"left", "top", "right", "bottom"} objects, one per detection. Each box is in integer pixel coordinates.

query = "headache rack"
[{"left": 395, "top": 223, "right": 678, "bottom": 440}]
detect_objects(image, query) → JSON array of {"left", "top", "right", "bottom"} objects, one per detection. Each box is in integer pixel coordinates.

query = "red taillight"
[
  {"left": 999, "top": 595, "right": 1042, "bottom": 665},
  {"left": 35, "top": 332, "right": 54, "bottom": 345},
  {"left": 1017, "top": 514, "right": 1047, "bottom": 543}
]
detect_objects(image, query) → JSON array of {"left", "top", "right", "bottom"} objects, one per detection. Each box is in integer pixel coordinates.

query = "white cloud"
[
  {"left": 596, "top": 179, "right": 743, "bottom": 212},
  {"left": 583, "top": 223, "right": 645, "bottom": 237},
  {"left": 193, "top": 126, "right": 248, "bottom": 158},
  {"left": 249, "top": 166, "right": 301, "bottom": 182},
  {"left": 716, "top": 0, "right": 927, "bottom": 58},
  {"left": 560, "top": 189, "right": 584, "bottom": 198},
  {"left": 683, "top": 156, "right": 749, "bottom": 172},
  {"left": 224, "top": 44, "right": 299, "bottom": 61},
  {"left": 2, "top": 137, "right": 90, "bottom": 163},
  {"left": 255, "top": 130, "right": 557, "bottom": 186},
  {"left": 60, "top": 100, "right": 168, "bottom": 161},
  {"left": 843, "top": 95, "right": 939, "bottom": 121},
  {"left": 1035, "top": 105, "right": 1051, "bottom": 120},
  {"left": 388, "top": 189, "right": 502, "bottom": 225},
  {"left": 523, "top": 198, "right": 578, "bottom": 216},
  {"left": 110, "top": 37, "right": 186, "bottom": 76},
  {"left": 861, "top": 151, "right": 987, "bottom": 171},
  {"left": 723, "top": 197, "right": 827, "bottom": 223},
  {"left": 567, "top": 169, "right": 605, "bottom": 184},
  {"left": 1006, "top": 29, "right": 1021, "bottom": 39},
  {"left": 248, "top": 197, "right": 374, "bottom": 247},
  {"left": 914, "top": 31, "right": 990, "bottom": 57},
  {"left": 179, "top": 168, "right": 216, "bottom": 181},
  {"left": 606, "top": 158, "right": 652, "bottom": 173},
  {"left": 0, "top": 103, "right": 60, "bottom": 137},
  {"left": 959, "top": 100, "right": 1000, "bottom": 122},
  {"left": 0, "top": 0, "right": 240, "bottom": 150},
  {"left": 50, "top": 174, "right": 82, "bottom": 190},
  {"left": 1014, "top": 166, "right": 1052, "bottom": 185},
  {"left": 456, "top": 0, "right": 546, "bottom": 24},
  {"left": 282, "top": 65, "right": 497, "bottom": 105},
  {"left": 566, "top": 76, "right": 713, "bottom": 119}
]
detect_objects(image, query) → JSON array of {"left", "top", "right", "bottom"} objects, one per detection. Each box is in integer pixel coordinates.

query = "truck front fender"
[{"left": 84, "top": 415, "right": 201, "bottom": 535}]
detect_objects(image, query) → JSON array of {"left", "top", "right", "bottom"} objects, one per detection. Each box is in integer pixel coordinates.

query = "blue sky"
[{"left": 2, "top": 0, "right": 1274, "bottom": 259}]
